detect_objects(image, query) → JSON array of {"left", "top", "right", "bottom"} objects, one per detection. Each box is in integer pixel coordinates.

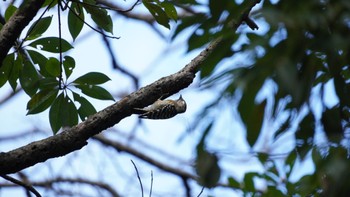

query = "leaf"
[
  {"left": 227, "top": 177, "right": 240, "bottom": 189},
  {"left": 63, "top": 56, "right": 75, "bottom": 79},
  {"left": 195, "top": 149, "right": 221, "bottom": 188},
  {"left": 27, "top": 89, "right": 58, "bottom": 115},
  {"left": 61, "top": 96, "right": 79, "bottom": 129},
  {"left": 172, "top": 14, "right": 207, "bottom": 40},
  {"left": 238, "top": 92, "right": 266, "bottom": 147},
  {"left": 38, "top": 77, "right": 59, "bottom": 90},
  {"left": 68, "top": 2, "right": 84, "bottom": 41},
  {"left": 49, "top": 93, "right": 79, "bottom": 134},
  {"left": 321, "top": 106, "right": 343, "bottom": 142},
  {"left": 45, "top": 57, "right": 60, "bottom": 77},
  {"left": 29, "top": 37, "right": 73, "bottom": 53},
  {"left": 83, "top": 0, "right": 113, "bottom": 33},
  {"left": 0, "top": 53, "right": 14, "bottom": 88},
  {"left": 8, "top": 54, "right": 23, "bottom": 91},
  {"left": 75, "top": 84, "right": 115, "bottom": 101},
  {"left": 26, "top": 16, "right": 53, "bottom": 40},
  {"left": 19, "top": 60, "right": 39, "bottom": 96},
  {"left": 73, "top": 92, "right": 97, "bottom": 121},
  {"left": 49, "top": 93, "right": 64, "bottom": 133},
  {"left": 209, "top": 0, "right": 225, "bottom": 21},
  {"left": 199, "top": 36, "right": 236, "bottom": 79},
  {"left": 43, "top": 0, "right": 58, "bottom": 8},
  {"left": 160, "top": 2, "right": 177, "bottom": 21},
  {"left": 5, "top": 4, "right": 17, "bottom": 22},
  {"left": 243, "top": 172, "right": 259, "bottom": 191},
  {"left": 27, "top": 50, "right": 50, "bottom": 77},
  {"left": 73, "top": 72, "right": 111, "bottom": 85},
  {"left": 143, "top": 1, "right": 170, "bottom": 29}
]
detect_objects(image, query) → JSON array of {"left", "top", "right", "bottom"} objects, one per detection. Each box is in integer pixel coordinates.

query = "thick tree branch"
[
  {"left": 0, "top": 0, "right": 45, "bottom": 67},
  {"left": 0, "top": 0, "right": 261, "bottom": 175}
]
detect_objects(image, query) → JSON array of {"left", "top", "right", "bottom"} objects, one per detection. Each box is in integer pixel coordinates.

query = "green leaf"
[
  {"left": 45, "top": 57, "right": 60, "bottom": 77},
  {"left": 26, "top": 16, "right": 52, "bottom": 41},
  {"left": 73, "top": 92, "right": 97, "bottom": 121},
  {"left": 172, "top": 14, "right": 207, "bottom": 40},
  {"left": 83, "top": 0, "right": 113, "bottom": 33},
  {"left": 61, "top": 96, "right": 79, "bottom": 129},
  {"left": 73, "top": 72, "right": 111, "bottom": 85},
  {"left": 27, "top": 89, "right": 58, "bottom": 115},
  {"left": 8, "top": 54, "right": 23, "bottom": 91},
  {"left": 75, "top": 84, "right": 115, "bottom": 101},
  {"left": 143, "top": 1, "right": 170, "bottom": 29},
  {"left": 38, "top": 77, "right": 59, "bottom": 90},
  {"left": 49, "top": 93, "right": 64, "bottom": 133},
  {"left": 238, "top": 93, "right": 266, "bottom": 147},
  {"left": 199, "top": 36, "right": 236, "bottom": 79},
  {"left": 5, "top": 4, "right": 17, "bottom": 22},
  {"left": 27, "top": 50, "right": 50, "bottom": 77},
  {"left": 209, "top": 0, "right": 225, "bottom": 21},
  {"left": 19, "top": 60, "right": 39, "bottom": 96},
  {"left": 195, "top": 150, "right": 221, "bottom": 188},
  {"left": 0, "top": 53, "right": 15, "bottom": 88},
  {"left": 29, "top": 37, "right": 73, "bottom": 53},
  {"left": 63, "top": 56, "right": 75, "bottom": 79},
  {"left": 321, "top": 106, "right": 343, "bottom": 142},
  {"left": 68, "top": 2, "right": 84, "bottom": 41},
  {"left": 227, "top": 177, "right": 240, "bottom": 189},
  {"left": 43, "top": 0, "right": 58, "bottom": 8},
  {"left": 243, "top": 172, "right": 259, "bottom": 191},
  {"left": 49, "top": 93, "right": 79, "bottom": 134},
  {"left": 160, "top": 2, "right": 177, "bottom": 21}
]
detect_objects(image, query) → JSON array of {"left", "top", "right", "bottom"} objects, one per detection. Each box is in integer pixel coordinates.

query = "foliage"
[
  {"left": 0, "top": 1, "right": 116, "bottom": 133},
  {"left": 171, "top": 0, "right": 350, "bottom": 195}
]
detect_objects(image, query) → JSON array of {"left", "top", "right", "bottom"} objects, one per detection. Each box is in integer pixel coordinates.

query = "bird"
[{"left": 134, "top": 95, "right": 187, "bottom": 119}]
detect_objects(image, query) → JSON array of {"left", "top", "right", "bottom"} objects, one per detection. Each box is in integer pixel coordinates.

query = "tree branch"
[
  {"left": 0, "top": 0, "right": 45, "bottom": 67},
  {"left": 0, "top": 0, "right": 261, "bottom": 175},
  {"left": 93, "top": 135, "right": 197, "bottom": 180}
]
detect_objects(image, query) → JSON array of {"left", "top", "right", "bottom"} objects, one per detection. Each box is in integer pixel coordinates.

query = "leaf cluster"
[{"left": 0, "top": 2, "right": 115, "bottom": 133}]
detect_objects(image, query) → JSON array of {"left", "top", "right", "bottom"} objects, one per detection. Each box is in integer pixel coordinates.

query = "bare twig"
[
  {"left": 94, "top": 135, "right": 196, "bottom": 180},
  {"left": 182, "top": 177, "right": 191, "bottom": 197},
  {"left": 99, "top": 31, "right": 139, "bottom": 89},
  {"left": 131, "top": 160, "right": 144, "bottom": 197},
  {"left": 196, "top": 186, "right": 205, "bottom": 197},
  {"left": 63, "top": 1, "right": 120, "bottom": 39},
  {"left": 1, "top": 174, "right": 41, "bottom": 197},
  {"left": 149, "top": 171, "right": 153, "bottom": 197},
  {"left": 0, "top": 177, "right": 121, "bottom": 197},
  {"left": 0, "top": 88, "right": 22, "bottom": 106}
]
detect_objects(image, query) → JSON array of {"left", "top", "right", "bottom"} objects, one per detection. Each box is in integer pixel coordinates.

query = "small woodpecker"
[{"left": 134, "top": 95, "right": 187, "bottom": 119}]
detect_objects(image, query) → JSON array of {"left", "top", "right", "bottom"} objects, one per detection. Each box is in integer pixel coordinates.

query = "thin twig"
[
  {"left": 196, "top": 186, "right": 205, "bottom": 197},
  {"left": 58, "top": 1, "right": 63, "bottom": 89},
  {"left": 99, "top": 30, "right": 139, "bottom": 89},
  {"left": 182, "top": 176, "right": 191, "bottom": 197},
  {"left": 16, "top": 0, "right": 54, "bottom": 51},
  {"left": 89, "top": 0, "right": 141, "bottom": 13},
  {"left": 131, "top": 160, "right": 144, "bottom": 197},
  {"left": 63, "top": 1, "right": 120, "bottom": 39},
  {"left": 0, "top": 174, "right": 41, "bottom": 197},
  {"left": 149, "top": 171, "right": 153, "bottom": 197}
]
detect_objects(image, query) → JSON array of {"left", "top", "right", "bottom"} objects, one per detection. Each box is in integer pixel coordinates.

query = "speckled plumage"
[{"left": 134, "top": 95, "right": 187, "bottom": 119}]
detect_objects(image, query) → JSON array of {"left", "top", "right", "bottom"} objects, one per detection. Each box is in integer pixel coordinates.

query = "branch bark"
[
  {"left": 0, "top": 0, "right": 261, "bottom": 175},
  {"left": 0, "top": 0, "right": 45, "bottom": 67}
]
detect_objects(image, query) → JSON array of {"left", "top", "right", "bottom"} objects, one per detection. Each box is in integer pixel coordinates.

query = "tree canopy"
[{"left": 1, "top": 0, "right": 350, "bottom": 196}]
